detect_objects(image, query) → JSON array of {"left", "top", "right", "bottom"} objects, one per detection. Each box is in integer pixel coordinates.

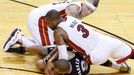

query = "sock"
[
  {"left": 7, "top": 46, "right": 26, "bottom": 54},
  {"left": 101, "top": 60, "right": 120, "bottom": 70},
  {"left": 19, "top": 36, "right": 36, "bottom": 47},
  {"left": 111, "top": 61, "right": 121, "bottom": 70}
]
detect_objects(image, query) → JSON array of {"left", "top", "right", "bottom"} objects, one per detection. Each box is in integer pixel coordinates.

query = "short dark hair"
[
  {"left": 53, "top": 59, "right": 70, "bottom": 73},
  {"left": 46, "top": 9, "right": 61, "bottom": 20}
]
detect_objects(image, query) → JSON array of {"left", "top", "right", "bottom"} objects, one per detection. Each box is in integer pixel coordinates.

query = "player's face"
[
  {"left": 46, "top": 19, "right": 58, "bottom": 30},
  {"left": 80, "top": 3, "right": 92, "bottom": 18}
]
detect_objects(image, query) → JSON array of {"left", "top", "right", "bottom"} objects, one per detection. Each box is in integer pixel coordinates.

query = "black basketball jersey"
[{"left": 66, "top": 52, "right": 90, "bottom": 75}]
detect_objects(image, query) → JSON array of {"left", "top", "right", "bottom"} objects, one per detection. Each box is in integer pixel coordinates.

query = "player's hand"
[
  {"left": 43, "top": 54, "right": 51, "bottom": 63},
  {"left": 47, "top": 61, "right": 54, "bottom": 70},
  {"left": 44, "top": 62, "right": 54, "bottom": 75},
  {"left": 44, "top": 68, "right": 51, "bottom": 75}
]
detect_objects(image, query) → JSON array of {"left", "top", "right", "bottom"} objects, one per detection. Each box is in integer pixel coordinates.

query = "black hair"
[{"left": 46, "top": 9, "right": 61, "bottom": 20}]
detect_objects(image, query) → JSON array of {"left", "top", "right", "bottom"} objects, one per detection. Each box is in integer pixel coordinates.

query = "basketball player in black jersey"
[
  {"left": 57, "top": 52, "right": 90, "bottom": 75},
  {"left": 37, "top": 49, "right": 90, "bottom": 75}
]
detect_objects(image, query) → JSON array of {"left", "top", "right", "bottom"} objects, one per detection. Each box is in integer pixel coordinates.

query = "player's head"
[
  {"left": 79, "top": 1, "right": 97, "bottom": 18},
  {"left": 65, "top": 4, "right": 81, "bottom": 18},
  {"left": 65, "top": 1, "right": 97, "bottom": 19},
  {"left": 79, "top": 3, "right": 92, "bottom": 18},
  {"left": 53, "top": 59, "right": 71, "bottom": 74},
  {"left": 46, "top": 9, "right": 62, "bottom": 30}
]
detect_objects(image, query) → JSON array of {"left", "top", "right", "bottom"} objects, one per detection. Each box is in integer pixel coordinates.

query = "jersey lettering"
[
  {"left": 70, "top": 20, "right": 77, "bottom": 28},
  {"left": 81, "top": 60, "right": 89, "bottom": 72},
  {"left": 75, "top": 58, "right": 82, "bottom": 75},
  {"left": 77, "top": 24, "right": 89, "bottom": 38},
  {"left": 75, "top": 58, "right": 89, "bottom": 75}
]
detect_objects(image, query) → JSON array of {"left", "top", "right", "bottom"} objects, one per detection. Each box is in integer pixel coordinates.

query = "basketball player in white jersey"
[
  {"left": 2, "top": 1, "right": 97, "bottom": 74},
  {"left": 3, "top": 0, "right": 97, "bottom": 55},
  {"left": 3, "top": 0, "right": 132, "bottom": 73},
  {"left": 4, "top": 2, "right": 96, "bottom": 51},
  {"left": 45, "top": 10, "right": 134, "bottom": 73}
]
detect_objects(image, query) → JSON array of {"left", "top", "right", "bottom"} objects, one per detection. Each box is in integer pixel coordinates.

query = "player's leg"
[
  {"left": 5, "top": 9, "right": 54, "bottom": 54},
  {"left": 90, "top": 35, "right": 132, "bottom": 73},
  {"left": 3, "top": 28, "right": 54, "bottom": 55},
  {"left": 89, "top": 40, "right": 111, "bottom": 65},
  {"left": 101, "top": 60, "right": 120, "bottom": 70},
  {"left": 3, "top": 28, "right": 35, "bottom": 52},
  {"left": 7, "top": 46, "right": 26, "bottom": 54},
  {"left": 104, "top": 35, "right": 133, "bottom": 73},
  {"left": 25, "top": 45, "right": 55, "bottom": 57},
  {"left": 101, "top": 59, "right": 131, "bottom": 73},
  {"left": 7, "top": 45, "right": 55, "bottom": 58},
  {"left": 99, "top": 34, "right": 133, "bottom": 64},
  {"left": 111, "top": 42, "right": 132, "bottom": 64}
]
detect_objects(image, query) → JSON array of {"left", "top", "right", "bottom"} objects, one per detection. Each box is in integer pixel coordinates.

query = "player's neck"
[{"left": 57, "top": 18, "right": 64, "bottom": 25}]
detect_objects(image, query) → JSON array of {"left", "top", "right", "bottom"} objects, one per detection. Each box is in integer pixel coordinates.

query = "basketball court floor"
[{"left": 0, "top": 0, "right": 134, "bottom": 75}]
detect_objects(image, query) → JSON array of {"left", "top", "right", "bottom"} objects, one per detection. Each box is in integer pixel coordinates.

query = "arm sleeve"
[{"left": 58, "top": 45, "right": 68, "bottom": 60}]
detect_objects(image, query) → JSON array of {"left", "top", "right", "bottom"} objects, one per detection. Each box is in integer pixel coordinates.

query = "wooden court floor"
[{"left": 0, "top": 0, "right": 134, "bottom": 75}]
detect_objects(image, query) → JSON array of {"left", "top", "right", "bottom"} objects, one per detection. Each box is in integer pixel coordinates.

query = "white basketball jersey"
[
  {"left": 29, "top": 3, "right": 69, "bottom": 23},
  {"left": 30, "top": 2, "right": 82, "bottom": 23},
  {"left": 28, "top": 2, "right": 82, "bottom": 46},
  {"left": 58, "top": 16, "right": 101, "bottom": 54}
]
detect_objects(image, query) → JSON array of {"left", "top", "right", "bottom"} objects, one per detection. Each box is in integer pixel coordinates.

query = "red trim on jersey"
[
  {"left": 60, "top": 10, "right": 66, "bottom": 18},
  {"left": 66, "top": 39, "right": 92, "bottom": 64},
  {"left": 116, "top": 48, "right": 134, "bottom": 64},
  {"left": 38, "top": 16, "right": 51, "bottom": 46},
  {"left": 38, "top": 10, "right": 66, "bottom": 46}
]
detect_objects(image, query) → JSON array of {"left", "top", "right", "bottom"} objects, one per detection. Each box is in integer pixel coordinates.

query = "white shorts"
[{"left": 90, "top": 34, "right": 132, "bottom": 65}]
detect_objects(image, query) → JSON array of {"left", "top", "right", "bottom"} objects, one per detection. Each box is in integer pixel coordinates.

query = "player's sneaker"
[
  {"left": 3, "top": 28, "right": 23, "bottom": 52},
  {"left": 119, "top": 62, "right": 131, "bottom": 73}
]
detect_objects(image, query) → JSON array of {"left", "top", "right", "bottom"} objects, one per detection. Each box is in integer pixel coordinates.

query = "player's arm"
[
  {"left": 54, "top": 27, "right": 69, "bottom": 60},
  {"left": 46, "top": 51, "right": 59, "bottom": 70},
  {"left": 44, "top": 50, "right": 59, "bottom": 75},
  {"left": 48, "top": 51, "right": 59, "bottom": 62},
  {"left": 43, "top": 47, "right": 58, "bottom": 63}
]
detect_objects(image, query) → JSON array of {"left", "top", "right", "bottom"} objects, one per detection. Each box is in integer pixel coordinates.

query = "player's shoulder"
[
  {"left": 58, "top": 16, "right": 80, "bottom": 27},
  {"left": 64, "top": 16, "right": 78, "bottom": 23},
  {"left": 67, "top": 16, "right": 81, "bottom": 21},
  {"left": 66, "top": 16, "right": 82, "bottom": 24},
  {"left": 54, "top": 27, "right": 66, "bottom": 37},
  {"left": 66, "top": 16, "right": 75, "bottom": 19}
]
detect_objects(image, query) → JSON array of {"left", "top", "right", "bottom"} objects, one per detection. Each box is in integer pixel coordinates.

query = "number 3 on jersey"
[{"left": 77, "top": 24, "right": 89, "bottom": 38}]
